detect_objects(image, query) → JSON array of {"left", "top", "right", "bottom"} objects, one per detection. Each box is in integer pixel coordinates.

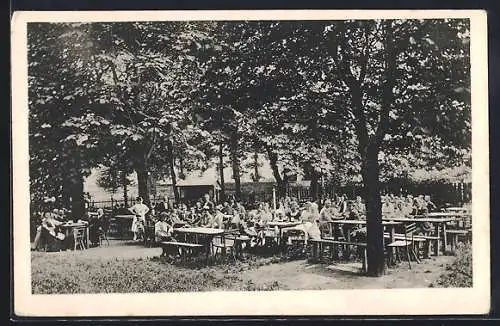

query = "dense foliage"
[{"left": 28, "top": 19, "right": 470, "bottom": 275}]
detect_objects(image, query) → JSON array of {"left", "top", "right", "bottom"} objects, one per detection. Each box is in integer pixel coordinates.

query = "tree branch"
[
  {"left": 145, "top": 123, "right": 157, "bottom": 163},
  {"left": 358, "top": 23, "right": 372, "bottom": 86}
]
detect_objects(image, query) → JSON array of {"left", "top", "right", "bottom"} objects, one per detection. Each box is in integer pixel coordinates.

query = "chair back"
[
  {"left": 73, "top": 226, "right": 86, "bottom": 240},
  {"left": 404, "top": 223, "right": 417, "bottom": 242},
  {"left": 213, "top": 234, "right": 235, "bottom": 247},
  {"left": 263, "top": 226, "right": 278, "bottom": 238},
  {"left": 286, "top": 228, "right": 306, "bottom": 240}
]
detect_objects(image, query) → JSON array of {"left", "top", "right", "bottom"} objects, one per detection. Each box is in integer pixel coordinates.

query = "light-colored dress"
[{"left": 129, "top": 203, "right": 149, "bottom": 232}]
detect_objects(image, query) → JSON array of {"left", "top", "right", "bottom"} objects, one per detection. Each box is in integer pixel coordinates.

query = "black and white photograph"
[{"left": 11, "top": 10, "right": 489, "bottom": 316}]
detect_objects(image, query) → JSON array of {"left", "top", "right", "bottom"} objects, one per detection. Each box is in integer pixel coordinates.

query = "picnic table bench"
[
  {"left": 159, "top": 241, "right": 204, "bottom": 260},
  {"left": 382, "top": 216, "right": 457, "bottom": 255},
  {"left": 172, "top": 227, "right": 225, "bottom": 263}
]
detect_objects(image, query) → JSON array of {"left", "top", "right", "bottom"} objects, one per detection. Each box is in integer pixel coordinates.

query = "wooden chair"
[
  {"left": 212, "top": 234, "right": 237, "bottom": 262},
  {"left": 73, "top": 226, "right": 87, "bottom": 251},
  {"left": 386, "top": 223, "right": 420, "bottom": 269}
]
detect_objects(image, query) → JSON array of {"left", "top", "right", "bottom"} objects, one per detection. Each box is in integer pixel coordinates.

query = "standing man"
[{"left": 202, "top": 193, "right": 215, "bottom": 213}]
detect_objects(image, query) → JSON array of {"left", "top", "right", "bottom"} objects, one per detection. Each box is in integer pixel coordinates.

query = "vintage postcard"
[{"left": 11, "top": 10, "right": 489, "bottom": 316}]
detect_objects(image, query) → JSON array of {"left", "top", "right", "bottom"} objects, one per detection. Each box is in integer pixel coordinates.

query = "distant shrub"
[{"left": 431, "top": 242, "right": 472, "bottom": 288}]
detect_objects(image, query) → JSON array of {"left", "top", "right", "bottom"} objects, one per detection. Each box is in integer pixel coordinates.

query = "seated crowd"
[
  {"left": 30, "top": 192, "right": 442, "bottom": 252},
  {"left": 145, "top": 192, "right": 440, "bottom": 248}
]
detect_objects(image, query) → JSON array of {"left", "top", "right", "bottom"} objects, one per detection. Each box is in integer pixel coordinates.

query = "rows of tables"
[
  {"left": 59, "top": 208, "right": 470, "bottom": 260},
  {"left": 325, "top": 209, "right": 470, "bottom": 257}
]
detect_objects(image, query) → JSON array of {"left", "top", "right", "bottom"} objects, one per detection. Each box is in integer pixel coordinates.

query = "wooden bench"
[
  {"left": 310, "top": 238, "right": 368, "bottom": 273},
  {"left": 159, "top": 241, "right": 204, "bottom": 260}
]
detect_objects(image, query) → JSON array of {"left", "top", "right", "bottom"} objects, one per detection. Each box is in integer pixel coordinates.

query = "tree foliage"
[{"left": 29, "top": 19, "right": 470, "bottom": 274}]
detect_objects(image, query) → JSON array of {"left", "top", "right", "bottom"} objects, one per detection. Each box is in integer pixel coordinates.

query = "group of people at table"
[
  {"left": 31, "top": 191, "right": 462, "bottom": 254},
  {"left": 123, "top": 193, "right": 448, "bottom": 250},
  {"left": 31, "top": 207, "right": 105, "bottom": 251}
]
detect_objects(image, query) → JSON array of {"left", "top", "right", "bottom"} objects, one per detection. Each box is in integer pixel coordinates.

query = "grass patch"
[
  {"left": 31, "top": 251, "right": 285, "bottom": 294},
  {"left": 430, "top": 242, "right": 472, "bottom": 288}
]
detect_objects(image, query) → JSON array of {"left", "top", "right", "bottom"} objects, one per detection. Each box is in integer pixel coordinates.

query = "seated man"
[{"left": 187, "top": 206, "right": 201, "bottom": 226}]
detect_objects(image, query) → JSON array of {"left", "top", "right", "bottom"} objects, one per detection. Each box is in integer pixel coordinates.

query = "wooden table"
[
  {"left": 383, "top": 216, "right": 457, "bottom": 255},
  {"left": 60, "top": 221, "right": 89, "bottom": 249},
  {"left": 173, "top": 227, "right": 225, "bottom": 262},
  {"left": 446, "top": 207, "right": 470, "bottom": 212},
  {"left": 267, "top": 221, "right": 303, "bottom": 227},
  {"left": 328, "top": 219, "right": 401, "bottom": 244}
]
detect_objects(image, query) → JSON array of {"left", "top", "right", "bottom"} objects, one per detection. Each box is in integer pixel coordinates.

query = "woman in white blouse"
[{"left": 129, "top": 197, "right": 150, "bottom": 241}]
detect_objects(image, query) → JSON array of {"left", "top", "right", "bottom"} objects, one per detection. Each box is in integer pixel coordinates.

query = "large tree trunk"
[
  {"left": 122, "top": 176, "right": 128, "bottom": 207},
  {"left": 363, "top": 145, "right": 385, "bottom": 277},
  {"left": 230, "top": 133, "right": 242, "bottom": 201},
  {"left": 136, "top": 163, "right": 150, "bottom": 207},
  {"left": 68, "top": 152, "right": 85, "bottom": 222},
  {"left": 303, "top": 162, "right": 319, "bottom": 202},
  {"left": 69, "top": 175, "right": 85, "bottom": 221},
  {"left": 267, "top": 148, "right": 286, "bottom": 198},
  {"left": 218, "top": 141, "right": 226, "bottom": 202},
  {"left": 253, "top": 148, "right": 260, "bottom": 182},
  {"left": 167, "top": 139, "right": 180, "bottom": 203},
  {"left": 310, "top": 169, "right": 319, "bottom": 202}
]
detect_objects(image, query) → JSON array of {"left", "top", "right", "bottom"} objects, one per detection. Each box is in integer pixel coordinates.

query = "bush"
[{"left": 430, "top": 242, "right": 472, "bottom": 288}]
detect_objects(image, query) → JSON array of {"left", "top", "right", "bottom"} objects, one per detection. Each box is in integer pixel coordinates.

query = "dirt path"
[
  {"left": 241, "top": 256, "right": 455, "bottom": 290},
  {"left": 43, "top": 240, "right": 162, "bottom": 260}
]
